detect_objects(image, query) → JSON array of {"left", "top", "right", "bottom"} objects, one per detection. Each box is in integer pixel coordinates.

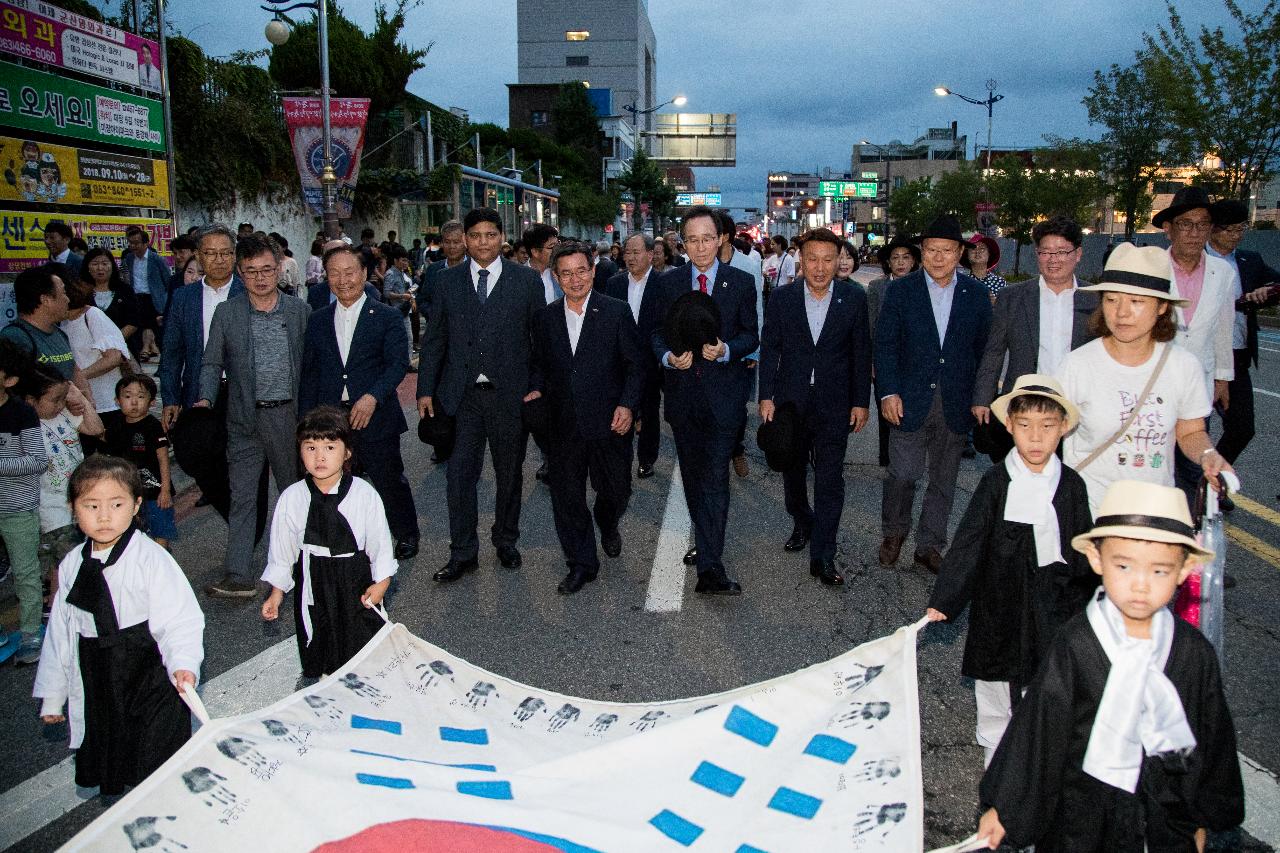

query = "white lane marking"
[
  {"left": 1242, "top": 751, "right": 1280, "bottom": 848},
  {"left": 645, "top": 462, "right": 691, "bottom": 612},
  {"left": 0, "top": 638, "right": 299, "bottom": 850},
  {"left": 1260, "top": 346, "right": 1280, "bottom": 354},
  {"left": 1254, "top": 387, "right": 1280, "bottom": 400}
]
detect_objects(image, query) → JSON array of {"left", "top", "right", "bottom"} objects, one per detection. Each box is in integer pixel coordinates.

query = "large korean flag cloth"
[{"left": 64, "top": 619, "right": 927, "bottom": 852}]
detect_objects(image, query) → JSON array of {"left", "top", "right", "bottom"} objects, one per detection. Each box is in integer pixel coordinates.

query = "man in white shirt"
[
  {"left": 522, "top": 223, "right": 562, "bottom": 306},
  {"left": 603, "top": 233, "right": 664, "bottom": 476},
  {"left": 42, "top": 220, "right": 82, "bottom": 278}
]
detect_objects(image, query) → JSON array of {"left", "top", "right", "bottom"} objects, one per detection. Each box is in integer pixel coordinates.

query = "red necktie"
[{"left": 698, "top": 273, "right": 708, "bottom": 293}]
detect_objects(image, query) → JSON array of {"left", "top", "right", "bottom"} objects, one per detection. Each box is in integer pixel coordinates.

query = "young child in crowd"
[
  {"left": 0, "top": 339, "right": 47, "bottom": 665},
  {"left": 21, "top": 365, "right": 104, "bottom": 617},
  {"left": 100, "top": 375, "right": 174, "bottom": 549},
  {"left": 976, "top": 480, "right": 1244, "bottom": 852},
  {"left": 262, "top": 406, "right": 396, "bottom": 679},
  {"left": 34, "top": 454, "right": 204, "bottom": 795},
  {"left": 926, "top": 375, "right": 1095, "bottom": 765}
]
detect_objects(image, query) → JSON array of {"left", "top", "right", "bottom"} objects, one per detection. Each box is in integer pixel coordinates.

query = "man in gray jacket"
[{"left": 197, "top": 232, "right": 311, "bottom": 597}]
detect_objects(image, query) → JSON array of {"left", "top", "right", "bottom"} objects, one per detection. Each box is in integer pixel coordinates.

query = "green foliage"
[
  {"left": 887, "top": 177, "right": 935, "bottom": 238},
  {"left": 616, "top": 150, "right": 676, "bottom": 231},
  {"left": 928, "top": 166, "right": 984, "bottom": 220},
  {"left": 559, "top": 182, "right": 620, "bottom": 230},
  {"left": 551, "top": 83, "right": 603, "bottom": 187}
]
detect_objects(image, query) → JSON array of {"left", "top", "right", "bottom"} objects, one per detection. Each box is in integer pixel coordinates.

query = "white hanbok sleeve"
[
  {"left": 146, "top": 547, "right": 205, "bottom": 683},
  {"left": 262, "top": 485, "right": 307, "bottom": 593},
  {"left": 32, "top": 582, "right": 74, "bottom": 716},
  {"left": 356, "top": 483, "right": 397, "bottom": 583}
]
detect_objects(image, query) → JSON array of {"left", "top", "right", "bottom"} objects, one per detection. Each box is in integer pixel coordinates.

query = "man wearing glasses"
[
  {"left": 1153, "top": 187, "right": 1238, "bottom": 502},
  {"left": 196, "top": 232, "right": 311, "bottom": 597},
  {"left": 972, "top": 215, "right": 1098, "bottom": 460}
]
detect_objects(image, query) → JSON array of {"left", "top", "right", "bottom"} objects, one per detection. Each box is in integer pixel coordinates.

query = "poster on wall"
[
  {"left": 0, "top": 135, "right": 169, "bottom": 207},
  {"left": 0, "top": 208, "right": 173, "bottom": 274},
  {"left": 283, "top": 97, "right": 369, "bottom": 220},
  {"left": 0, "top": 0, "right": 163, "bottom": 92},
  {"left": 0, "top": 60, "right": 164, "bottom": 152}
]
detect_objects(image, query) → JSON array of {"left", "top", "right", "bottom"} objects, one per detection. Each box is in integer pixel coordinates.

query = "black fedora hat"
[
  {"left": 876, "top": 235, "right": 921, "bottom": 267},
  {"left": 417, "top": 408, "right": 456, "bottom": 455},
  {"left": 756, "top": 402, "right": 804, "bottom": 472},
  {"left": 1152, "top": 185, "right": 1212, "bottom": 227},
  {"left": 1209, "top": 199, "right": 1248, "bottom": 227},
  {"left": 919, "top": 214, "right": 965, "bottom": 244},
  {"left": 663, "top": 290, "right": 721, "bottom": 357}
]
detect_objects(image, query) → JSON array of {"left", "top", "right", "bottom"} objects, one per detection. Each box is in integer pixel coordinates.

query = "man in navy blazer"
[
  {"left": 875, "top": 215, "right": 991, "bottom": 574},
  {"left": 531, "top": 243, "right": 646, "bottom": 594},
  {"left": 651, "top": 205, "right": 759, "bottom": 595},
  {"left": 758, "top": 229, "right": 871, "bottom": 586},
  {"left": 604, "top": 233, "right": 665, "bottom": 477},
  {"left": 300, "top": 244, "right": 418, "bottom": 557},
  {"left": 417, "top": 207, "right": 545, "bottom": 581}
]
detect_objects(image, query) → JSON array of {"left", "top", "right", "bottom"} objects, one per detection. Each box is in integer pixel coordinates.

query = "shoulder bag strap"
[{"left": 1074, "top": 343, "right": 1173, "bottom": 472}]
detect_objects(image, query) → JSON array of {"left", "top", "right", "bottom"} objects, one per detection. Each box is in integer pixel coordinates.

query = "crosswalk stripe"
[{"left": 645, "top": 463, "right": 691, "bottom": 612}]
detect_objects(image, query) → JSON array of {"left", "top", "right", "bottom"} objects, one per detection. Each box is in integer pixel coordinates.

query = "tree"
[
  {"left": 1032, "top": 140, "right": 1108, "bottom": 228},
  {"left": 551, "top": 82, "right": 604, "bottom": 187},
  {"left": 559, "top": 182, "right": 620, "bottom": 231},
  {"left": 887, "top": 177, "right": 934, "bottom": 238},
  {"left": 1144, "top": 0, "right": 1280, "bottom": 199},
  {"left": 929, "top": 165, "right": 984, "bottom": 223},
  {"left": 615, "top": 149, "right": 676, "bottom": 231},
  {"left": 986, "top": 156, "right": 1038, "bottom": 274}
]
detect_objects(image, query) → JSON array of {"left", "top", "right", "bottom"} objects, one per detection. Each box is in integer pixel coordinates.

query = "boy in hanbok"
[
  {"left": 977, "top": 480, "right": 1244, "bottom": 852},
  {"left": 34, "top": 454, "right": 204, "bottom": 795},
  {"left": 262, "top": 406, "right": 396, "bottom": 678},
  {"left": 926, "top": 375, "right": 1094, "bottom": 765}
]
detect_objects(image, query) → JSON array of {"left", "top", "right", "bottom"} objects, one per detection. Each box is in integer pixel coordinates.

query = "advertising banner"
[
  {"left": 0, "top": 60, "right": 164, "bottom": 151},
  {"left": 0, "top": 208, "right": 172, "bottom": 273},
  {"left": 0, "top": 135, "right": 169, "bottom": 207},
  {"left": 0, "top": 0, "right": 163, "bottom": 92},
  {"left": 282, "top": 97, "right": 370, "bottom": 220},
  {"left": 64, "top": 619, "right": 928, "bottom": 852}
]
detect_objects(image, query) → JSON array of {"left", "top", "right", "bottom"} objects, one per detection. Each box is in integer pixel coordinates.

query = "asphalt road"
[{"left": 0, "top": 307, "right": 1277, "bottom": 852}]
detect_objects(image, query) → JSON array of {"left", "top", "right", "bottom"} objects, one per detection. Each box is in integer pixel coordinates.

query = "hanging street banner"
[
  {"left": 0, "top": 0, "right": 163, "bottom": 93},
  {"left": 0, "top": 61, "right": 164, "bottom": 152},
  {"left": 0, "top": 208, "right": 172, "bottom": 273},
  {"left": 0, "top": 135, "right": 168, "bottom": 207},
  {"left": 283, "top": 97, "right": 370, "bottom": 221},
  {"left": 64, "top": 619, "right": 928, "bottom": 851}
]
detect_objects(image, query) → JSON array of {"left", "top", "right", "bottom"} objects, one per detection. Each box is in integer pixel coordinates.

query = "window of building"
[
  {"left": 530, "top": 110, "right": 549, "bottom": 127},
  {"left": 893, "top": 176, "right": 905, "bottom": 190},
  {"left": 566, "top": 55, "right": 589, "bottom": 67},
  {"left": 565, "top": 30, "right": 589, "bottom": 41}
]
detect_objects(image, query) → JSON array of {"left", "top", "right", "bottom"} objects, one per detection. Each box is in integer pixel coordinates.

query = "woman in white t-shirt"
[
  {"left": 61, "top": 278, "right": 129, "bottom": 413},
  {"left": 1056, "top": 243, "right": 1234, "bottom": 513}
]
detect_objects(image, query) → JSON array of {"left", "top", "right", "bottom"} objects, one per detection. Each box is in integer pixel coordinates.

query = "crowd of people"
[{"left": 3, "top": 183, "right": 1274, "bottom": 850}]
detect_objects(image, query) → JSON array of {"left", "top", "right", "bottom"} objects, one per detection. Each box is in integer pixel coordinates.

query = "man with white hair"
[{"left": 593, "top": 240, "right": 619, "bottom": 292}]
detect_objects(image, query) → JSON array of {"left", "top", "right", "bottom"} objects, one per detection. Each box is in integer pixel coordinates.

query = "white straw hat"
[
  {"left": 1071, "top": 480, "right": 1214, "bottom": 563},
  {"left": 990, "top": 373, "right": 1080, "bottom": 431},
  {"left": 1080, "top": 243, "right": 1189, "bottom": 306}
]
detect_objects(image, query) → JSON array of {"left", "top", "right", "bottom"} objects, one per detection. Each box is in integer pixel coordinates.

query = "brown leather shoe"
[
  {"left": 732, "top": 454, "right": 749, "bottom": 478},
  {"left": 913, "top": 547, "right": 943, "bottom": 575},
  {"left": 878, "top": 536, "right": 905, "bottom": 567}
]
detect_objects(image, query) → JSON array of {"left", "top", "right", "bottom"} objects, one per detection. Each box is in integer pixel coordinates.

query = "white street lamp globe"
[
  {"left": 672, "top": 95, "right": 687, "bottom": 107},
  {"left": 265, "top": 19, "right": 291, "bottom": 46}
]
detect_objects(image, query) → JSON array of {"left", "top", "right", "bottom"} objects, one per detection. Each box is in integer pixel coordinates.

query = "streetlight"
[
  {"left": 935, "top": 80, "right": 1004, "bottom": 170},
  {"left": 860, "top": 139, "right": 893, "bottom": 236},
  {"left": 263, "top": 0, "right": 339, "bottom": 239},
  {"left": 622, "top": 94, "right": 686, "bottom": 158}
]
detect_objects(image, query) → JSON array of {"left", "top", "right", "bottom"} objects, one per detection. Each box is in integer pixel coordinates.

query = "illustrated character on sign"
[
  {"left": 35, "top": 153, "right": 66, "bottom": 204},
  {"left": 18, "top": 140, "right": 41, "bottom": 200}
]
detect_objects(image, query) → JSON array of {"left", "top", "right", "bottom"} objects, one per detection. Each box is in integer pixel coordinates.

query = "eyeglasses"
[
  {"left": 1214, "top": 224, "right": 1247, "bottom": 235},
  {"left": 556, "top": 267, "right": 593, "bottom": 281},
  {"left": 200, "top": 249, "right": 235, "bottom": 260},
  {"left": 240, "top": 266, "right": 278, "bottom": 279},
  {"left": 1036, "top": 249, "right": 1077, "bottom": 260},
  {"left": 1173, "top": 219, "right": 1212, "bottom": 234},
  {"left": 684, "top": 236, "right": 718, "bottom": 248}
]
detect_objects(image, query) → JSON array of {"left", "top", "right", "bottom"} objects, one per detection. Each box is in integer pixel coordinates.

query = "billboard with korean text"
[
  {"left": 0, "top": 135, "right": 169, "bottom": 208},
  {"left": 0, "top": 60, "right": 164, "bottom": 151},
  {"left": 0, "top": 208, "right": 173, "bottom": 273},
  {"left": 0, "top": 0, "right": 162, "bottom": 92}
]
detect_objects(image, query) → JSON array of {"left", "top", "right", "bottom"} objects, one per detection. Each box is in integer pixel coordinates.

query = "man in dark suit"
[
  {"left": 1208, "top": 199, "right": 1280, "bottom": 465},
  {"left": 417, "top": 207, "right": 545, "bottom": 581},
  {"left": 42, "top": 220, "right": 82, "bottom": 278},
  {"left": 306, "top": 239, "right": 382, "bottom": 310},
  {"left": 604, "top": 233, "right": 664, "bottom": 478},
  {"left": 875, "top": 215, "right": 992, "bottom": 574},
  {"left": 758, "top": 228, "right": 871, "bottom": 586},
  {"left": 593, "top": 240, "right": 619, "bottom": 291},
  {"left": 300, "top": 244, "right": 418, "bottom": 558},
  {"left": 651, "top": 205, "right": 759, "bottom": 595},
  {"left": 531, "top": 243, "right": 645, "bottom": 594},
  {"left": 418, "top": 220, "right": 467, "bottom": 327},
  {"left": 972, "top": 215, "right": 1098, "bottom": 458}
]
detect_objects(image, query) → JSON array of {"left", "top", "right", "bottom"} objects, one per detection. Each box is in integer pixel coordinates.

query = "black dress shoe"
[
  {"left": 601, "top": 529, "right": 622, "bottom": 558},
  {"left": 433, "top": 558, "right": 478, "bottom": 582},
  {"left": 784, "top": 523, "right": 811, "bottom": 552},
  {"left": 394, "top": 537, "right": 419, "bottom": 560},
  {"left": 637, "top": 464, "right": 655, "bottom": 479},
  {"left": 695, "top": 569, "right": 742, "bottom": 596},
  {"left": 535, "top": 462, "right": 549, "bottom": 482},
  {"left": 810, "top": 557, "right": 844, "bottom": 586},
  {"left": 683, "top": 546, "right": 698, "bottom": 566},
  {"left": 556, "top": 567, "right": 597, "bottom": 595},
  {"left": 497, "top": 545, "right": 522, "bottom": 569}
]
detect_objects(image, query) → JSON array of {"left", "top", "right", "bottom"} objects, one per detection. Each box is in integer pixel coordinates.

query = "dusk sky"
[{"left": 166, "top": 0, "right": 1240, "bottom": 212}]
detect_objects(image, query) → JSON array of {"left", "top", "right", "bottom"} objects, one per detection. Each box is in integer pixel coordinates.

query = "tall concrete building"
[{"left": 515, "top": 0, "right": 657, "bottom": 128}]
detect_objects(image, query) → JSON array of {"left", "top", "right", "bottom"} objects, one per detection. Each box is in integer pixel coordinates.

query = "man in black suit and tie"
[
  {"left": 592, "top": 241, "right": 619, "bottom": 292},
  {"left": 651, "top": 205, "right": 759, "bottom": 595},
  {"left": 417, "top": 207, "right": 545, "bottom": 581},
  {"left": 758, "top": 228, "right": 871, "bottom": 586},
  {"left": 604, "top": 233, "right": 664, "bottom": 478},
  {"left": 299, "top": 244, "right": 419, "bottom": 557},
  {"left": 531, "top": 243, "right": 645, "bottom": 594}
]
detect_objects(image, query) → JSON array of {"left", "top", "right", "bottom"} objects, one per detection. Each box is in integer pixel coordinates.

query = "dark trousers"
[
  {"left": 548, "top": 430, "right": 632, "bottom": 573},
  {"left": 350, "top": 428, "right": 418, "bottom": 543},
  {"left": 874, "top": 379, "right": 891, "bottom": 467},
  {"left": 446, "top": 385, "right": 528, "bottom": 560},
  {"left": 634, "top": 377, "right": 662, "bottom": 469},
  {"left": 782, "top": 392, "right": 850, "bottom": 560},
  {"left": 671, "top": 394, "right": 742, "bottom": 575},
  {"left": 225, "top": 406, "right": 300, "bottom": 583},
  {"left": 882, "top": 392, "right": 966, "bottom": 552},
  {"left": 1217, "top": 348, "right": 1255, "bottom": 464}
]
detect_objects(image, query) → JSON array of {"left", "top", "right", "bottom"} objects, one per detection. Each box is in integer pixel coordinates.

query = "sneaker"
[
  {"left": 203, "top": 576, "right": 258, "bottom": 598},
  {"left": 15, "top": 631, "right": 43, "bottom": 666}
]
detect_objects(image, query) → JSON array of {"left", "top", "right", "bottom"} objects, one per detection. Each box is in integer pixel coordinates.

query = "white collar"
[
  {"left": 336, "top": 293, "right": 367, "bottom": 315},
  {"left": 1004, "top": 450, "right": 1064, "bottom": 566},
  {"left": 628, "top": 268, "right": 650, "bottom": 286},
  {"left": 1039, "top": 275, "right": 1078, "bottom": 294},
  {"left": 565, "top": 290, "right": 590, "bottom": 317},
  {"left": 470, "top": 257, "right": 501, "bottom": 276}
]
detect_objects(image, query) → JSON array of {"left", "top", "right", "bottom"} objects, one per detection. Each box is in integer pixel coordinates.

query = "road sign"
[
  {"left": 860, "top": 171, "right": 879, "bottom": 180},
  {"left": 674, "top": 192, "right": 722, "bottom": 207},
  {"left": 817, "top": 181, "right": 877, "bottom": 199}
]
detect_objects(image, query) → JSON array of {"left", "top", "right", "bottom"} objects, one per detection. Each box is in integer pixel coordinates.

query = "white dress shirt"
[
  {"left": 201, "top": 277, "right": 234, "bottom": 345},
  {"left": 334, "top": 293, "right": 367, "bottom": 401},
  {"left": 626, "top": 268, "right": 650, "bottom": 323},
  {"left": 541, "top": 267, "right": 558, "bottom": 305},
  {"left": 565, "top": 291, "right": 590, "bottom": 355},
  {"left": 1037, "top": 276, "right": 1078, "bottom": 377}
]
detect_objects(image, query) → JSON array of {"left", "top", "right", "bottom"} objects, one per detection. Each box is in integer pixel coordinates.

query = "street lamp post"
[
  {"left": 859, "top": 140, "right": 893, "bottom": 236},
  {"left": 264, "top": 0, "right": 339, "bottom": 239},
  {"left": 935, "top": 80, "right": 1004, "bottom": 170},
  {"left": 622, "top": 94, "right": 686, "bottom": 160}
]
